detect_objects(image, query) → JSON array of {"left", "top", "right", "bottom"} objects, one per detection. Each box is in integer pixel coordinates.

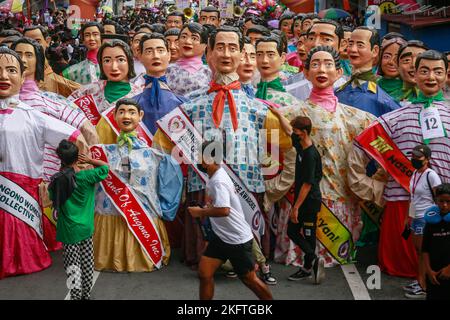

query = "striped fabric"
[
  {"left": 21, "top": 90, "right": 88, "bottom": 181},
  {"left": 377, "top": 102, "right": 450, "bottom": 201}
]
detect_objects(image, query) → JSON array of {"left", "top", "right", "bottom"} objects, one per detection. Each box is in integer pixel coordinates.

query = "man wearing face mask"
[
  {"left": 62, "top": 22, "right": 103, "bottom": 85},
  {"left": 165, "top": 23, "right": 212, "bottom": 98},
  {"left": 153, "top": 26, "right": 292, "bottom": 267},
  {"left": 268, "top": 46, "right": 376, "bottom": 268},
  {"left": 348, "top": 50, "right": 450, "bottom": 279}
]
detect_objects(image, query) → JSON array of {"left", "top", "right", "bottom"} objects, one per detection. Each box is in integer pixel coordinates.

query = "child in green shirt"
[{"left": 48, "top": 139, "right": 108, "bottom": 300}]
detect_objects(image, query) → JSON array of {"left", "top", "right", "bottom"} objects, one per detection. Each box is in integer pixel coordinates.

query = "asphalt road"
[{"left": 0, "top": 245, "right": 413, "bottom": 300}]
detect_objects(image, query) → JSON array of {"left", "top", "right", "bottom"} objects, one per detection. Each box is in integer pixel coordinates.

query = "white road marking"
[
  {"left": 64, "top": 271, "right": 101, "bottom": 300},
  {"left": 341, "top": 264, "right": 371, "bottom": 300}
]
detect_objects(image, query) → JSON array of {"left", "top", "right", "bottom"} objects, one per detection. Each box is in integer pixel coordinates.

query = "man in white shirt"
[{"left": 188, "top": 141, "right": 273, "bottom": 300}]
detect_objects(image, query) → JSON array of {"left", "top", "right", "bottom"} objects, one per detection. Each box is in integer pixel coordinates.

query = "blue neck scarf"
[
  {"left": 143, "top": 75, "right": 167, "bottom": 109},
  {"left": 241, "top": 83, "right": 255, "bottom": 98}
]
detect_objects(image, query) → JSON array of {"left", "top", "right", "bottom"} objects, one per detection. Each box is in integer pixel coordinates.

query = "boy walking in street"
[
  {"left": 270, "top": 109, "right": 325, "bottom": 284},
  {"left": 188, "top": 141, "right": 273, "bottom": 300}
]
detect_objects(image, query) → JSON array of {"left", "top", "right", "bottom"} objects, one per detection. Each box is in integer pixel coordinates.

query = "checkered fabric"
[{"left": 63, "top": 237, "right": 94, "bottom": 300}]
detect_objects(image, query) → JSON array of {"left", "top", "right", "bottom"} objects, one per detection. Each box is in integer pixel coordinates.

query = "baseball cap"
[{"left": 409, "top": 144, "right": 432, "bottom": 158}]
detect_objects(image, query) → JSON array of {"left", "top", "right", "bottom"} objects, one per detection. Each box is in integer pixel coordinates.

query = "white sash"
[{"left": 0, "top": 174, "right": 43, "bottom": 239}]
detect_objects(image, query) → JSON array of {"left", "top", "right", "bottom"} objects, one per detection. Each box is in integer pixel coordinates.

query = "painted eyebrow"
[
  {"left": 256, "top": 49, "right": 276, "bottom": 53},
  {"left": 311, "top": 58, "right": 334, "bottom": 62},
  {"left": 15, "top": 50, "right": 34, "bottom": 54},
  {"left": 144, "top": 46, "right": 166, "bottom": 50},
  {"left": 318, "top": 32, "right": 335, "bottom": 37},
  {"left": 399, "top": 52, "right": 412, "bottom": 60}
]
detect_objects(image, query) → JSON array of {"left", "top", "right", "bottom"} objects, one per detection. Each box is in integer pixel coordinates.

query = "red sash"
[
  {"left": 355, "top": 121, "right": 414, "bottom": 192},
  {"left": 90, "top": 146, "right": 164, "bottom": 268},
  {"left": 73, "top": 94, "right": 101, "bottom": 126}
]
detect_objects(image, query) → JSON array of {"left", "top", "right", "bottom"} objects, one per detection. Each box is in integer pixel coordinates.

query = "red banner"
[
  {"left": 73, "top": 94, "right": 102, "bottom": 126},
  {"left": 102, "top": 107, "right": 153, "bottom": 147},
  {"left": 90, "top": 145, "right": 164, "bottom": 268},
  {"left": 355, "top": 121, "right": 414, "bottom": 192}
]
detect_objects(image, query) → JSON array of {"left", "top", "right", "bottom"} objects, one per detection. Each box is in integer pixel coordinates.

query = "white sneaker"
[
  {"left": 404, "top": 286, "right": 426, "bottom": 299},
  {"left": 402, "top": 280, "right": 419, "bottom": 292}
]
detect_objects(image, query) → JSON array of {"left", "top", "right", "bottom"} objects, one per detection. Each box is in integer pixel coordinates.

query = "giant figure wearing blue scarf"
[{"left": 133, "top": 33, "right": 187, "bottom": 135}]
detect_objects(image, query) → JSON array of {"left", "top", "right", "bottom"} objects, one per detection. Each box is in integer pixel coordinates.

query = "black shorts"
[{"left": 203, "top": 233, "right": 255, "bottom": 277}]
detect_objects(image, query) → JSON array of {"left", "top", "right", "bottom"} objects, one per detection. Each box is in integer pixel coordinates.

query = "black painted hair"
[
  {"left": 150, "top": 24, "right": 166, "bottom": 35},
  {"left": 202, "top": 24, "right": 218, "bottom": 38},
  {"left": 209, "top": 26, "right": 244, "bottom": 51},
  {"left": 164, "top": 28, "right": 180, "bottom": 37},
  {"left": 167, "top": 11, "right": 186, "bottom": 24},
  {"left": 397, "top": 40, "right": 429, "bottom": 64},
  {"left": 301, "top": 14, "right": 318, "bottom": 26},
  {"left": 0, "top": 46, "right": 25, "bottom": 75},
  {"left": 304, "top": 45, "right": 341, "bottom": 70},
  {"left": 11, "top": 37, "right": 45, "bottom": 82},
  {"left": 382, "top": 32, "right": 406, "bottom": 42},
  {"left": 56, "top": 139, "right": 79, "bottom": 166},
  {"left": 80, "top": 22, "right": 104, "bottom": 41},
  {"left": 415, "top": 50, "right": 449, "bottom": 71},
  {"left": 354, "top": 26, "right": 379, "bottom": 50},
  {"left": 256, "top": 35, "right": 284, "bottom": 56},
  {"left": 342, "top": 26, "right": 354, "bottom": 33},
  {"left": 139, "top": 33, "right": 169, "bottom": 53},
  {"left": 270, "top": 30, "right": 287, "bottom": 53},
  {"left": 114, "top": 98, "right": 141, "bottom": 113},
  {"left": 0, "top": 29, "right": 22, "bottom": 38},
  {"left": 244, "top": 16, "right": 266, "bottom": 27},
  {"left": 1, "top": 36, "right": 21, "bottom": 45},
  {"left": 180, "top": 22, "right": 209, "bottom": 44},
  {"left": 98, "top": 39, "right": 136, "bottom": 80},
  {"left": 23, "top": 25, "right": 48, "bottom": 39},
  {"left": 311, "top": 19, "right": 344, "bottom": 43},
  {"left": 137, "top": 23, "right": 153, "bottom": 33},
  {"left": 246, "top": 25, "right": 270, "bottom": 37},
  {"left": 200, "top": 6, "right": 220, "bottom": 19},
  {"left": 103, "top": 20, "right": 125, "bottom": 35}
]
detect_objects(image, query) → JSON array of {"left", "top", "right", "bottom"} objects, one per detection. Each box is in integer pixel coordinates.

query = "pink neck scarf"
[
  {"left": 309, "top": 86, "right": 338, "bottom": 112},
  {"left": 176, "top": 56, "right": 203, "bottom": 74},
  {"left": 86, "top": 49, "right": 99, "bottom": 64},
  {"left": 19, "top": 79, "right": 39, "bottom": 100}
]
